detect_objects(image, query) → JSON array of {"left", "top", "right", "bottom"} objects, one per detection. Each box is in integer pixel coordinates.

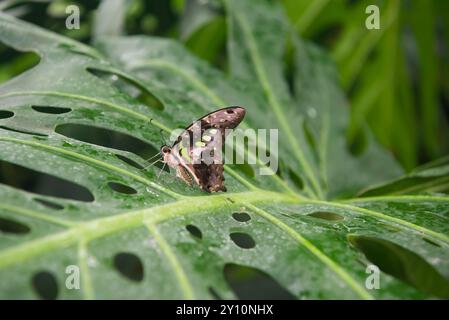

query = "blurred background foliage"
[{"left": 1, "top": 0, "right": 448, "bottom": 172}]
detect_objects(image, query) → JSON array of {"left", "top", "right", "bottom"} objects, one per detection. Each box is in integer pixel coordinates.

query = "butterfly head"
[
  {"left": 161, "top": 145, "right": 171, "bottom": 154},
  {"left": 161, "top": 145, "right": 178, "bottom": 168}
]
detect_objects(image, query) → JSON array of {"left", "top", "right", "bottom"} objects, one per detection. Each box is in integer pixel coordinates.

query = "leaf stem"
[{"left": 0, "top": 191, "right": 300, "bottom": 270}]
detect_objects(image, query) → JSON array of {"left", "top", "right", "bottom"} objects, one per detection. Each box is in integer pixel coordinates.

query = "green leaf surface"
[
  {"left": 0, "top": 1, "right": 448, "bottom": 300},
  {"left": 224, "top": 0, "right": 402, "bottom": 199},
  {"left": 359, "top": 156, "right": 449, "bottom": 197}
]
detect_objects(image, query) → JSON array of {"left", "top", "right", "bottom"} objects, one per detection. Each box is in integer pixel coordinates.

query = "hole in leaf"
[
  {"left": 0, "top": 125, "right": 47, "bottom": 137},
  {"left": 0, "top": 110, "right": 14, "bottom": 119},
  {"left": 115, "top": 154, "right": 144, "bottom": 170},
  {"left": 230, "top": 232, "right": 255, "bottom": 249},
  {"left": 108, "top": 182, "right": 137, "bottom": 195},
  {"left": 348, "top": 235, "right": 449, "bottom": 298},
  {"left": 87, "top": 68, "right": 164, "bottom": 111},
  {"left": 32, "top": 271, "right": 58, "bottom": 300},
  {"left": 224, "top": 263, "right": 296, "bottom": 300},
  {"left": 0, "top": 160, "right": 94, "bottom": 202},
  {"left": 0, "top": 216, "right": 30, "bottom": 234},
  {"left": 232, "top": 212, "right": 251, "bottom": 222},
  {"left": 186, "top": 224, "right": 202, "bottom": 239},
  {"left": 0, "top": 44, "right": 40, "bottom": 85},
  {"left": 32, "top": 106, "right": 71, "bottom": 114},
  {"left": 423, "top": 237, "right": 441, "bottom": 248},
  {"left": 34, "top": 198, "right": 64, "bottom": 210},
  {"left": 308, "top": 211, "right": 344, "bottom": 221},
  {"left": 113, "top": 252, "right": 144, "bottom": 282},
  {"left": 208, "top": 287, "right": 222, "bottom": 300},
  {"left": 55, "top": 123, "right": 158, "bottom": 160}
]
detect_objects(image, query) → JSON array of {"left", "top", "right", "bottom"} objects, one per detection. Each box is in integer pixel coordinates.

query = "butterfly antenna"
[
  {"left": 156, "top": 162, "right": 167, "bottom": 180},
  {"left": 143, "top": 158, "right": 162, "bottom": 170},
  {"left": 143, "top": 151, "right": 161, "bottom": 164}
]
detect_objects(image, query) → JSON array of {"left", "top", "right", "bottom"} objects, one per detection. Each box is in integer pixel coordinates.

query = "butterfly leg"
[{"left": 165, "top": 167, "right": 177, "bottom": 184}]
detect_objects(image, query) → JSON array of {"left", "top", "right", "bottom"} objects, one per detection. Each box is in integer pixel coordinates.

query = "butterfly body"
[{"left": 161, "top": 106, "right": 246, "bottom": 192}]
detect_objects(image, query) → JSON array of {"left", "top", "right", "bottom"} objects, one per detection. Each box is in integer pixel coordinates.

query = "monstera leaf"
[{"left": 0, "top": 0, "right": 448, "bottom": 300}]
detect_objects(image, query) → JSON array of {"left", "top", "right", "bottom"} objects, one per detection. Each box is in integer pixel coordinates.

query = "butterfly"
[{"left": 159, "top": 106, "right": 246, "bottom": 193}]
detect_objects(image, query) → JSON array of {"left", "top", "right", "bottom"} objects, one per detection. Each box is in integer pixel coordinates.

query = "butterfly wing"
[
  {"left": 172, "top": 106, "right": 246, "bottom": 145},
  {"left": 170, "top": 106, "right": 245, "bottom": 192},
  {"left": 193, "top": 163, "right": 226, "bottom": 192}
]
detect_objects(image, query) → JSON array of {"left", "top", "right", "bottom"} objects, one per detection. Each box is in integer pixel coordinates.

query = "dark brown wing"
[
  {"left": 192, "top": 163, "right": 226, "bottom": 193},
  {"left": 171, "top": 106, "right": 246, "bottom": 148},
  {"left": 169, "top": 106, "right": 245, "bottom": 192}
]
